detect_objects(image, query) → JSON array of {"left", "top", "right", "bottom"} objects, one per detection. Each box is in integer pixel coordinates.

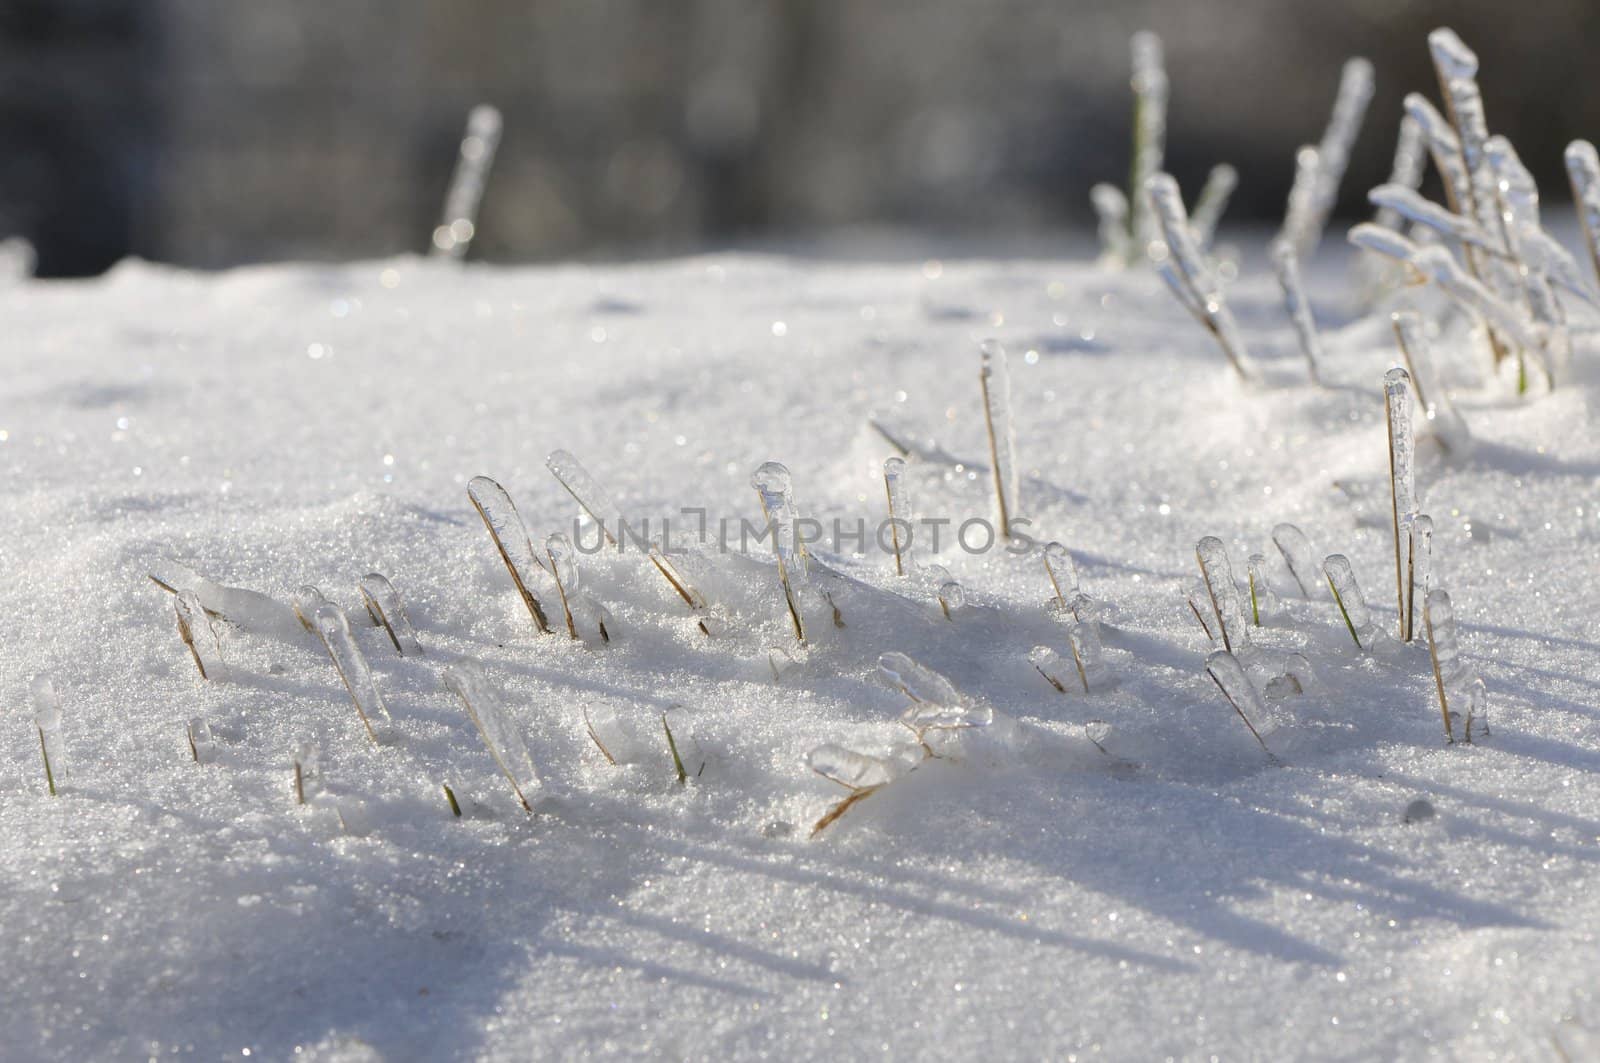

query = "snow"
[{"left": 3, "top": 248, "right": 1600, "bottom": 1059}]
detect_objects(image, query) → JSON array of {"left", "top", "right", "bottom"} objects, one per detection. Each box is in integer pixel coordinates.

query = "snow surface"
[{"left": 3, "top": 249, "right": 1600, "bottom": 1060}]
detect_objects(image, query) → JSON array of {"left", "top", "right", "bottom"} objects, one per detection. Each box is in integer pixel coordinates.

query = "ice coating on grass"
[
  {"left": 1146, "top": 173, "right": 1257, "bottom": 382},
  {"left": 444, "top": 662, "right": 542, "bottom": 811},
  {"left": 1409, "top": 515, "right": 1434, "bottom": 615},
  {"left": 148, "top": 559, "right": 304, "bottom": 643},
  {"left": 808, "top": 744, "right": 917, "bottom": 791},
  {"left": 175, "top": 588, "right": 222, "bottom": 678},
  {"left": 467, "top": 475, "right": 553, "bottom": 633},
  {"left": 1196, "top": 536, "right": 1251, "bottom": 655},
  {"left": 1486, "top": 137, "right": 1569, "bottom": 379},
  {"left": 293, "top": 585, "right": 334, "bottom": 632},
  {"left": 1271, "top": 523, "right": 1319, "bottom": 598},
  {"left": 1323, "top": 554, "right": 1376, "bottom": 649},
  {"left": 1247, "top": 554, "right": 1280, "bottom": 623},
  {"left": 314, "top": 603, "right": 392, "bottom": 737},
  {"left": 1385, "top": 368, "right": 1418, "bottom": 638},
  {"left": 1029, "top": 646, "right": 1076, "bottom": 693},
  {"left": 1189, "top": 164, "right": 1237, "bottom": 249},
  {"left": 1270, "top": 240, "right": 1323, "bottom": 383},
  {"left": 1091, "top": 183, "right": 1131, "bottom": 265},
  {"left": 1427, "top": 28, "right": 1477, "bottom": 80},
  {"left": 1403, "top": 94, "right": 1470, "bottom": 211},
  {"left": 978, "top": 340, "right": 1021, "bottom": 533},
  {"left": 1566, "top": 140, "right": 1600, "bottom": 286},
  {"left": 31, "top": 674, "right": 62, "bottom": 732},
  {"left": 1366, "top": 184, "right": 1496, "bottom": 251},
  {"left": 752, "top": 460, "right": 808, "bottom": 580},
  {"left": 1373, "top": 116, "right": 1427, "bottom": 232},
  {"left": 1423, "top": 590, "right": 1470, "bottom": 686},
  {"left": 1185, "top": 579, "right": 1219, "bottom": 642},
  {"left": 187, "top": 716, "right": 215, "bottom": 761},
  {"left": 1285, "top": 57, "right": 1373, "bottom": 255},
  {"left": 1042, "top": 541, "right": 1079, "bottom": 602},
  {"left": 293, "top": 741, "right": 322, "bottom": 802},
  {"left": 1348, "top": 222, "right": 1422, "bottom": 264},
  {"left": 1127, "top": 31, "right": 1168, "bottom": 253},
  {"left": 1280, "top": 146, "right": 1321, "bottom": 253},
  {"left": 1069, "top": 621, "right": 1108, "bottom": 690},
  {"left": 883, "top": 457, "right": 915, "bottom": 573},
  {"left": 433, "top": 104, "right": 502, "bottom": 259},
  {"left": 878, "top": 652, "right": 962, "bottom": 707},
  {"left": 359, "top": 573, "right": 422, "bottom": 656},
  {"left": 1466, "top": 677, "right": 1490, "bottom": 740},
  {"left": 1410, "top": 246, "right": 1542, "bottom": 353},
  {"left": 1391, "top": 312, "right": 1471, "bottom": 453},
  {"left": 1204, "top": 650, "right": 1271, "bottom": 752},
  {"left": 937, "top": 579, "right": 966, "bottom": 617},
  {"left": 544, "top": 532, "right": 587, "bottom": 638}
]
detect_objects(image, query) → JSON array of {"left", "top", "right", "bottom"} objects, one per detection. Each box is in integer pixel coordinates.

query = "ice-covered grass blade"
[
  {"left": 1189, "top": 164, "right": 1237, "bottom": 249},
  {"left": 467, "top": 475, "right": 553, "bottom": 635},
  {"left": 1391, "top": 312, "right": 1471, "bottom": 453},
  {"left": 1424, "top": 589, "right": 1460, "bottom": 743},
  {"left": 32, "top": 675, "right": 63, "bottom": 797},
  {"left": 1270, "top": 240, "right": 1324, "bottom": 384},
  {"left": 444, "top": 662, "right": 541, "bottom": 812},
  {"left": 751, "top": 460, "right": 808, "bottom": 641},
  {"left": 1043, "top": 541, "right": 1078, "bottom": 604},
  {"left": 1284, "top": 57, "right": 1374, "bottom": 256},
  {"left": 978, "top": 340, "right": 1021, "bottom": 534},
  {"left": 174, "top": 588, "right": 221, "bottom": 680},
  {"left": 432, "top": 104, "right": 502, "bottom": 259},
  {"left": 1196, "top": 536, "right": 1250, "bottom": 655},
  {"left": 1146, "top": 173, "right": 1258, "bottom": 381},
  {"left": 1566, "top": 140, "right": 1600, "bottom": 290},
  {"left": 1204, "top": 651, "right": 1273, "bottom": 757},
  {"left": 1271, "top": 523, "right": 1320, "bottom": 599},
  {"left": 359, "top": 573, "right": 423, "bottom": 656},
  {"left": 1385, "top": 368, "right": 1419, "bottom": 640},
  {"left": 314, "top": 603, "right": 391, "bottom": 742},
  {"left": 663, "top": 714, "right": 688, "bottom": 786},
  {"left": 883, "top": 456, "right": 913, "bottom": 576},
  {"left": 1323, "top": 554, "right": 1374, "bottom": 650},
  {"left": 1125, "top": 31, "right": 1168, "bottom": 259}
]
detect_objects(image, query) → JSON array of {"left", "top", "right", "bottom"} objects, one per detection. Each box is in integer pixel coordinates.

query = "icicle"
[
  {"left": 467, "top": 475, "right": 553, "bottom": 634},
  {"left": 808, "top": 743, "right": 919, "bottom": 791},
  {"left": 359, "top": 573, "right": 423, "bottom": 656},
  {"left": 1196, "top": 536, "right": 1251, "bottom": 655},
  {"left": 314, "top": 603, "right": 391, "bottom": 741},
  {"left": 978, "top": 340, "right": 1021, "bottom": 534},
  {"left": 175, "top": 588, "right": 223, "bottom": 680},
  {"left": 547, "top": 449, "right": 707, "bottom": 614},
  {"left": 186, "top": 716, "right": 215, "bottom": 763},
  {"left": 1323, "top": 554, "right": 1376, "bottom": 649},
  {"left": 1029, "top": 646, "right": 1075, "bottom": 694},
  {"left": 432, "top": 104, "right": 502, "bottom": 259},
  {"left": 1189, "top": 163, "right": 1238, "bottom": 249},
  {"left": 1271, "top": 239, "right": 1324, "bottom": 384},
  {"left": 1271, "top": 523, "right": 1320, "bottom": 598},
  {"left": 1247, "top": 554, "right": 1280, "bottom": 625},
  {"left": 443, "top": 661, "right": 542, "bottom": 812},
  {"left": 883, "top": 456, "right": 915, "bottom": 575},
  {"left": 1566, "top": 140, "right": 1600, "bottom": 289},
  {"left": 878, "top": 652, "right": 963, "bottom": 707},
  {"left": 1146, "top": 173, "right": 1258, "bottom": 381},
  {"left": 1385, "top": 368, "right": 1419, "bottom": 640},
  {"left": 31, "top": 675, "right": 63, "bottom": 796},
  {"left": 1127, "top": 31, "right": 1169, "bottom": 257},
  {"left": 1091, "top": 183, "right": 1132, "bottom": 266},
  {"left": 1203, "top": 651, "right": 1272, "bottom": 755},
  {"left": 1391, "top": 311, "right": 1471, "bottom": 453}
]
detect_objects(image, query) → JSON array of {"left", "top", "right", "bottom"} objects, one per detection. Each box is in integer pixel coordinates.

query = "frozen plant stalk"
[
  {"left": 467, "top": 475, "right": 553, "bottom": 634},
  {"left": 546, "top": 533, "right": 608, "bottom": 642},
  {"left": 433, "top": 104, "right": 502, "bottom": 259},
  {"left": 1271, "top": 240, "right": 1325, "bottom": 384},
  {"left": 444, "top": 662, "right": 542, "bottom": 811},
  {"left": 1204, "top": 651, "right": 1273, "bottom": 756},
  {"left": 1384, "top": 368, "right": 1419, "bottom": 640},
  {"left": 878, "top": 652, "right": 964, "bottom": 708},
  {"left": 360, "top": 573, "right": 423, "bottom": 656},
  {"left": 808, "top": 742, "right": 922, "bottom": 836},
  {"left": 175, "top": 588, "right": 222, "bottom": 679},
  {"left": 1247, "top": 554, "right": 1279, "bottom": 625},
  {"left": 31, "top": 675, "right": 63, "bottom": 796},
  {"left": 1285, "top": 57, "right": 1374, "bottom": 257},
  {"left": 883, "top": 457, "right": 914, "bottom": 575},
  {"left": 1146, "top": 173, "right": 1259, "bottom": 382},
  {"left": 1189, "top": 164, "right": 1238, "bottom": 249},
  {"left": 1196, "top": 536, "right": 1251, "bottom": 655},
  {"left": 546, "top": 449, "right": 707, "bottom": 614},
  {"left": 1565, "top": 140, "right": 1600, "bottom": 289},
  {"left": 1272, "top": 523, "right": 1320, "bottom": 599},
  {"left": 752, "top": 460, "right": 809, "bottom": 641},
  {"left": 1408, "top": 514, "right": 1434, "bottom": 630},
  {"left": 1091, "top": 184, "right": 1132, "bottom": 265},
  {"left": 1323, "top": 554, "right": 1376, "bottom": 649},
  {"left": 1423, "top": 589, "right": 1476, "bottom": 743},
  {"left": 1042, "top": 541, "right": 1078, "bottom": 604},
  {"left": 314, "top": 604, "right": 392, "bottom": 742},
  {"left": 1125, "top": 31, "right": 1168, "bottom": 258},
  {"left": 978, "top": 340, "right": 1021, "bottom": 534}
]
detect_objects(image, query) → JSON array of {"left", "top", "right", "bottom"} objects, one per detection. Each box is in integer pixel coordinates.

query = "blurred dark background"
[{"left": 1, "top": 0, "right": 1596, "bottom": 275}]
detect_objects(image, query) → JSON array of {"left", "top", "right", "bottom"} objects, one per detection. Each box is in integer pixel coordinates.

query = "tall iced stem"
[{"left": 433, "top": 104, "right": 502, "bottom": 259}]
